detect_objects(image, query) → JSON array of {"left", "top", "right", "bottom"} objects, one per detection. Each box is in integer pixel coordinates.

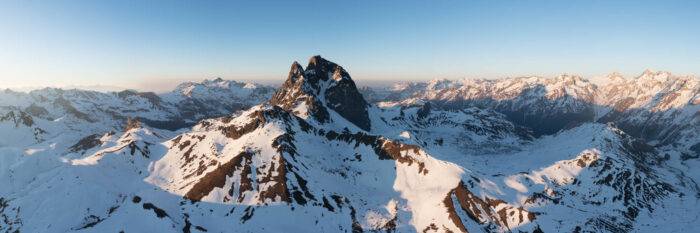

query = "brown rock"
[{"left": 124, "top": 118, "right": 142, "bottom": 132}]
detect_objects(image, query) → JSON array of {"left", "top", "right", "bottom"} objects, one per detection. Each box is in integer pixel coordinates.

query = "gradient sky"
[{"left": 1, "top": 0, "right": 699, "bottom": 92}]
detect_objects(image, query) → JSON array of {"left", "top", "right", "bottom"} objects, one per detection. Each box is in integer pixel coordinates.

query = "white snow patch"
[{"left": 24, "top": 148, "right": 45, "bottom": 155}]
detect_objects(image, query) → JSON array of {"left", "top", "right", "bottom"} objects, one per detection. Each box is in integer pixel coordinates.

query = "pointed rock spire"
[
  {"left": 289, "top": 61, "right": 304, "bottom": 81},
  {"left": 124, "top": 117, "right": 142, "bottom": 132},
  {"left": 269, "top": 55, "right": 371, "bottom": 131}
]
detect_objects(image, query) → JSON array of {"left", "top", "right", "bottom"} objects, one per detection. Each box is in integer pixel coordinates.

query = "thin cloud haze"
[{"left": 1, "top": 0, "right": 699, "bottom": 89}]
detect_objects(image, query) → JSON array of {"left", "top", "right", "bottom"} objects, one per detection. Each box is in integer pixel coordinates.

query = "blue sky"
[{"left": 1, "top": 0, "right": 699, "bottom": 92}]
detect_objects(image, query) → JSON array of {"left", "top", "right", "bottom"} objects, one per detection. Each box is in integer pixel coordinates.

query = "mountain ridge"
[
  {"left": 1, "top": 56, "right": 699, "bottom": 233},
  {"left": 270, "top": 55, "right": 371, "bottom": 131}
]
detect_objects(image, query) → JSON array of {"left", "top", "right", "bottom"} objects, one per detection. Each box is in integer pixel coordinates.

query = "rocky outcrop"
[
  {"left": 124, "top": 118, "right": 142, "bottom": 132},
  {"left": 445, "top": 181, "right": 535, "bottom": 232},
  {"left": 4, "top": 57, "right": 698, "bottom": 233},
  {"left": 0, "top": 110, "right": 35, "bottom": 127},
  {"left": 361, "top": 71, "right": 700, "bottom": 159},
  {"left": 184, "top": 150, "right": 291, "bottom": 204},
  {"left": 270, "top": 55, "right": 371, "bottom": 131}
]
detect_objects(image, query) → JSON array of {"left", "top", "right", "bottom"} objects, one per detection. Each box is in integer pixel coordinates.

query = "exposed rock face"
[
  {"left": 445, "top": 181, "right": 535, "bottom": 232},
  {"left": 361, "top": 75, "right": 598, "bottom": 136},
  {"left": 360, "top": 71, "right": 700, "bottom": 154},
  {"left": 124, "top": 118, "right": 142, "bottom": 132},
  {"left": 270, "top": 55, "right": 371, "bottom": 131},
  {"left": 69, "top": 134, "right": 103, "bottom": 153},
  {"left": 24, "top": 103, "right": 49, "bottom": 117},
  {"left": 184, "top": 150, "right": 291, "bottom": 204},
  {"left": 0, "top": 108, "right": 46, "bottom": 145},
  {"left": 149, "top": 103, "right": 478, "bottom": 232},
  {"left": 0, "top": 78, "right": 276, "bottom": 137},
  {"left": 0, "top": 109, "right": 35, "bottom": 127},
  {"left": 2, "top": 57, "right": 699, "bottom": 233}
]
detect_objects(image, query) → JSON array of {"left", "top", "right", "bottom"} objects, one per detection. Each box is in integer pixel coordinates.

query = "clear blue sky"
[{"left": 1, "top": 0, "right": 699, "bottom": 92}]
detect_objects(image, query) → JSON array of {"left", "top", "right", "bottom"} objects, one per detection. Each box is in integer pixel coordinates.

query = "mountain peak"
[
  {"left": 269, "top": 56, "right": 371, "bottom": 131},
  {"left": 289, "top": 61, "right": 304, "bottom": 79},
  {"left": 124, "top": 117, "right": 142, "bottom": 132},
  {"left": 607, "top": 71, "right": 623, "bottom": 78},
  {"left": 639, "top": 69, "right": 672, "bottom": 77},
  {"left": 291, "top": 60, "right": 301, "bottom": 68},
  {"left": 307, "top": 55, "right": 333, "bottom": 69},
  {"left": 637, "top": 69, "right": 673, "bottom": 82},
  {"left": 305, "top": 55, "right": 341, "bottom": 82},
  {"left": 640, "top": 69, "right": 658, "bottom": 77},
  {"left": 308, "top": 55, "right": 323, "bottom": 66}
]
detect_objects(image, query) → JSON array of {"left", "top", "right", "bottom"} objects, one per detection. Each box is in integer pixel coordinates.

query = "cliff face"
[
  {"left": 0, "top": 58, "right": 698, "bottom": 233},
  {"left": 270, "top": 55, "right": 371, "bottom": 131}
]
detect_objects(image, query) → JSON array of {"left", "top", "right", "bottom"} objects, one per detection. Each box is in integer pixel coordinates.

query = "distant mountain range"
[{"left": 1, "top": 56, "right": 698, "bottom": 233}]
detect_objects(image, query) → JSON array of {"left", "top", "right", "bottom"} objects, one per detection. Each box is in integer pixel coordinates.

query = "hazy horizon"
[
  {"left": 4, "top": 66, "right": 690, "bottom": 94},
  {"left": 1, "top": 2, "right": 699, "bottom": 232},
  {"left": 2, "top": 0, "right": 699, "bottom": 92}
]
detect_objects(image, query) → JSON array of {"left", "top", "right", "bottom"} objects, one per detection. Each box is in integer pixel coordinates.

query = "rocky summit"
[
  {"left": 270, "top": 55, "right": 371, "bottom": 131},
  {"left": 1, "top": 56, "right": 699, "bottom": 233}
]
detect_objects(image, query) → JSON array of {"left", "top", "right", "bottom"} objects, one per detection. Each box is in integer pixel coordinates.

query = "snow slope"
[{"left": 1, "top": 57, "right": 699, "bottom": 233}]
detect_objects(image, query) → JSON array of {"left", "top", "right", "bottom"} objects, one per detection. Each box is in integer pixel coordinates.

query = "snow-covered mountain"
[
  {"left": 360, "top": 71, "right": 699, "bottom": 155},
  {"left": 1, "top": 57, "right": 699, "bottom": 233},
  {"left": 0, "top": 79, "right": 275, "bottom": 146}
]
